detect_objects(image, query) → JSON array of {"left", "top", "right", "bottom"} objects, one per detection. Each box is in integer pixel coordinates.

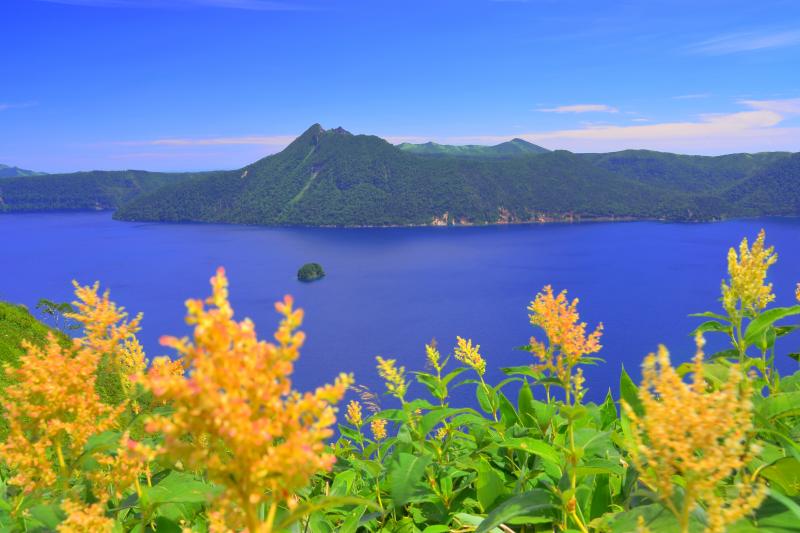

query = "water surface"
[{"left": 2, "top": 212, "right": 799, "bottom": 403}]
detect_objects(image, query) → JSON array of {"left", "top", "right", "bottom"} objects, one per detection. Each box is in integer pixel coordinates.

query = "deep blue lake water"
[{"left": 2, "top": 212, "right": 799, "bottom": 404}]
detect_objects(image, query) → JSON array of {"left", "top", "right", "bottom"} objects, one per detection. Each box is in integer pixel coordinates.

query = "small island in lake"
[{"left": 297, "top": 262, "right": 325, "bottom": 282}]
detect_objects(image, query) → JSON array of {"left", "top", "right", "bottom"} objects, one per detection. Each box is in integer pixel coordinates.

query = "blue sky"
[{"left": 1, "top": 0, "right": 799, "bottom": 172}]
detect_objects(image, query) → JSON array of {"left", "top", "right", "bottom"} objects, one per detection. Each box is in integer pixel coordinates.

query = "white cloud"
[
  {"left": 34, "top": 0, "right": 304, "bottom": 10},
  {"left": 687, "top": 30, "right": 800, "bottom": 55},
  {"left": 739, "top": 98, "right": 800, "bottom": 115},
  {"left": 537, "top": 104, "right": 619, "bottom": 114},
  {"left": 113, "top": 135, "right": 298, "bottom": 146},
  {"left": 389, "top": 99, "right": 800, "bottom": 154},
  {"left": 672, "top": 93, "right": 711, "bottom": 100}
]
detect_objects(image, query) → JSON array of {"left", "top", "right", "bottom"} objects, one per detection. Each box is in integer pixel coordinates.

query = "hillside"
[
  {"left": 578, "top": 150, "right": 792, "bottom": 193},
  {"left": 2, "top": 124, "right": 798, "bottom": 226},
  {"left": 0, "top": 163, "right": 44, "bottom": 178},
  {"left": 397, "top": 138, "right": 550, "bottom": 158},
  {"left": 723, "top": 152, "right": 800, "bottom": 216},
  {"left": 115, "top": 125, "right": 709, "bottom": 226},
  {"left": 0, "top": 169, "right": 210, "bottom": 211}
]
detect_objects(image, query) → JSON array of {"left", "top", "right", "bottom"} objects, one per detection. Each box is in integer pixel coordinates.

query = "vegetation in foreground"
[{"left": 0, "top": 230, "right": 799, "bottom": 532}]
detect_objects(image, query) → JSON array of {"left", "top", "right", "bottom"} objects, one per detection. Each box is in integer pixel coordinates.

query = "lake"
[{"left": 2, "top": 212, "right": 799, "bottom": 404}]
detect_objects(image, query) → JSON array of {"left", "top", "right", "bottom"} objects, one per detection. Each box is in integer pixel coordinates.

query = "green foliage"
[
  {"left": 5, "top": 125, "right": 796, "bottom": 226},
  {"left": 0, "top": 169, "right": 207, "bottom": 211},
  {"left": 0, "top": 164, "right": 45, "bottom": 179},
  {"left": 297, "top": 262, "right": 325, "bottom": 282},
  {"left": 1, "top": 232, "right": 800, "bottom": 531},
  {"left": 397, "top": 138, "right": 550, "bottom": 158}
]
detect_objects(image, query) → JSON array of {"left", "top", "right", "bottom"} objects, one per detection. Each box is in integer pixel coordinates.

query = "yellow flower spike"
[
  {"left": 721, "top": 229, "right": 777, "bottom": 316},
  {"left": 371, "top": 418, "right": 387, "bottom": 441},
  {"left": 425, "top": 340, "right": 442, "bottom": 373},
  {"left": 143, "top": 267, "right": 352, "bottom": 533},
  {"left": 1, "top": 335, "right": 124, "bottom": 495},
  {"left": 795, "top": 282, "right": 799, "bottom": 303},
  {"left": 454, "top": 336, "right": 486, "bottom": 376},
  {"left": 376, "top": 356, "right": 407, "bottom": 401},
  {"left": 622, "top": 336, "right": 766, "bottom": 533},
  {"left": 346, "top": 400, "right": 363, "bottom": 427}
]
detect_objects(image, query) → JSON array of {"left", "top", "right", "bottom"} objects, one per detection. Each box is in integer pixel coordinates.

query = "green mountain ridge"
[
  {"left": 1, "top": 124, "right": 798, "bottom": 226},
  {"left": 0, "top": 169, "right": 216, "bottom": 211},
  {"left": 397, "top": 138, "right": 550, "bottom": 158},
  {"left": 0, "top": 164, "right": 45, "bottom": 178}
]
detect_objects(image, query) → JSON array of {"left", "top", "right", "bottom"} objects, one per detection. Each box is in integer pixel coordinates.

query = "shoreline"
[{"left": 3, "top": 208, "right": 794, "bottom": 229}]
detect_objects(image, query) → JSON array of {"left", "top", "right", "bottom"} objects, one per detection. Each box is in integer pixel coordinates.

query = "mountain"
[
  {"left": 0, "top": 164, "right": 45, "bottom": 178},
  {"left": 2, "top": 124, "right": 798, "bottom": 226},
  {"left": 115, "top": 124, "right": 732, "bottom": 226},
  {"left": 0, "top": 170, "right": 207, "bottom": 211},
  {"left": 723, "top": 153, "right": 800, "bottom": 216},
  {"left": 398, "top": 138, "right": 550, "bottom": 158},
  {"left": 578, "top": 150, "right": 792, "bottom": 193}
]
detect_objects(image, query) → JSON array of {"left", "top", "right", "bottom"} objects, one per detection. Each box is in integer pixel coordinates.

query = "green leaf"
[
  {"left": 476, "top": 458, "right": 505, "bottom": 511},
  {"left": 744, "top": 306, "right": 800, "bottom": 345},
  {"left": 420, "top": 407, "right": 467, "bottom": 436},
  {"left": 589, "top": 475, "right": 611, "bottom": 520},
  {"left": 600, "top": 389, "right": 617, "bottom": 429},
  {"left": 28, "top": 503, "right": 63, "bottom": 529},
  {"left": 142, "top": 471, "right": 217, "bottom": 506},
  {"left": 690, "top": 311, "right": 730, "bottom": 321},
  {"left": 757, "top": 392, "right": 800, "bottom": 421},
  {"left": 760, "top": 457, "right": 800, "bottom": 496},
  {"left": 517, "top": 381, "right": 536, "bottom": 427},
  {"left": 475, "top": 489, "right": 554, "bottom": 533},
  {"left": 619, "top": 365, "right": 642, "bottom": 416},
  {"left": 498, "top": 392, "right": 520, "bottom": 428},
  {"left": 274, "top": 496, "right": 378, "bottom": 531},
  {"left": 501, "top": 437, "right": 561, "bottom": 465},
  {"left": 692, "top": 320, "right": 732, "bottom": 335},
  {"left": 388, "top": 452, "right": 432, "bottom": 508},
  {"left": 476, "top": 384, "right": 495, "bottom": 414}
]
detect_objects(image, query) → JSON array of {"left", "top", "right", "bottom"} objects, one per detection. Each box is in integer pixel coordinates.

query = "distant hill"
[
  {"left": 0, "top": 170, "right": 208, "bottom": 211},
  {"left": 0, "top": 164, "right": 45, "bottom": 178},
  {"left": 577, "top": 150, "right": 792, "bottom": 193},
  {"left": 2, "top": 124, "right": 799, "bottom": 226},
  {"left": 398, "top": 138, "right": 550, "bottom": 158}
]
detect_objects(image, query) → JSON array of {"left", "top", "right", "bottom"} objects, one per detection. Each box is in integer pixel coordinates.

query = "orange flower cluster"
[
  {"left": 1, "top": 336, "right": 123, "bottom": 494},
  {"left": 622, "top": 337, "right": 766, "bottom": 533},
  {"left": 721, "top": 229, "right": 777, "bottom": 316},
  {"left": 68, "top": 281, "right": 145, "bottom": 396},
  {"left": 527, "top": 285, "right": 602, "bottom": 388},
  {"left": 57, "top": 499, "right": 114, "bottom": 533},
  {"left": 143, "top": 268, "right": 352, "bottom": 532}
]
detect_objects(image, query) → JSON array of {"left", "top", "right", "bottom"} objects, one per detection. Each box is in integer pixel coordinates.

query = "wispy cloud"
[
  {"left": 687, "top": 30, "right": 800, "bottom": 55},
  {"left": 112, "top": 135, "right": 297, "bottom": 146},
  {"left": 537, "top": 104, "right": 619, "bottom": 113},
  {"left": 672, "top": 93, "right": 711, "bottom": 100},
  {"left": 0, "top": 102, "right": 37, "bottom": 112},
  {"left": 739, "top": 97, "right": 800, "bottom": 114},
  {"left": 34, "top": 0, "right": 305, "bottom": 10},
  {"left": 390, "top": 99, "right": 800, "bottom": 154}
]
